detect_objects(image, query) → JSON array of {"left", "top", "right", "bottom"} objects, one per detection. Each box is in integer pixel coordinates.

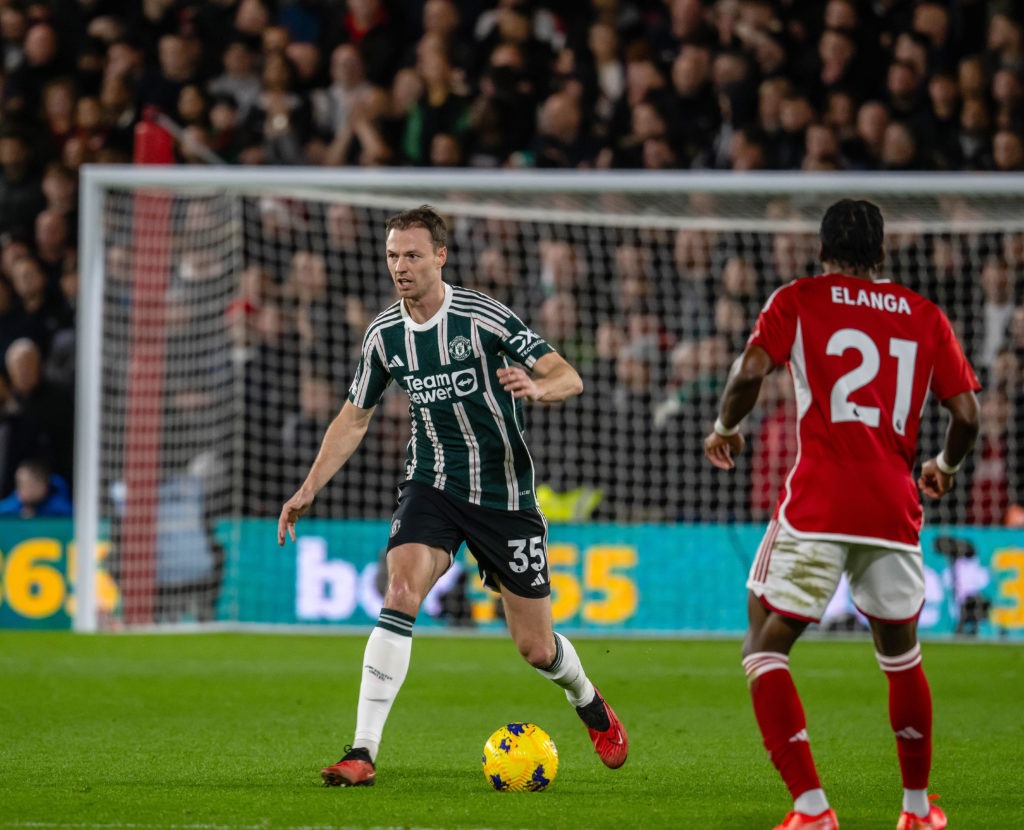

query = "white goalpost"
[{"left": 75, "top": 168, "right": 1024, "bottom": 634}]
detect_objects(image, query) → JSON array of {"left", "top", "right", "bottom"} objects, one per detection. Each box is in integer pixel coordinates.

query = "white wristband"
[
  {"left": 935, "top": 451, "right": 962, "bottom": 475},
  {"left": 714, "top": 417, "right": 740, "bottom": 437}
]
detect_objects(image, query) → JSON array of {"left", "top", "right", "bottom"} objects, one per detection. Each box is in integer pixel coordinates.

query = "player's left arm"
[
  {"left": 704, "top": 344, "right": 775, "bottom": 470},
  {"left": 498, "top": 351, "right": 583, "bottom": 404},
  {"left": 918, "top": 309, "right": 983, "bottom": 498}
]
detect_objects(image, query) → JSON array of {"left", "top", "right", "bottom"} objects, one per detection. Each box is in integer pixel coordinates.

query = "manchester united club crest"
[
  {"left": 390, "top": 518, "right": 401, "bottom": 537},
  {"left": 449, "top": 335, "right": 473, "bottom": 361}
]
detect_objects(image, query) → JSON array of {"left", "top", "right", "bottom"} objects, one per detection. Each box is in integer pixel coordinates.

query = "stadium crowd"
[{"left": 0, "top": 0, "right": 1022, "bottom": 529}]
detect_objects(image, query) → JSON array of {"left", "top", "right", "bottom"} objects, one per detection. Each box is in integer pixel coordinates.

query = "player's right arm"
[
  {"left": 704, "top": 344, "right": 775, "bottom": 469},
  {"left": 705, "top": 283, "right": 796, "bottom": 470},
  {"left": 278, "top": 401, "right": 377, "bottom": 544},
  {"left": 917, "top": 390, "right": 980, "bottom": 499}
]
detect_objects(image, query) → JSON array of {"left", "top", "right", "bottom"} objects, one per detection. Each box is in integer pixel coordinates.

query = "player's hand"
[
  {"left": 917, "top": 457, "right": 954, "bottom": 499},
  {"left": 497, "top": 366, "right": 541, "bottom": 401},
  {"left": 704, "top": 431, "right": 744, "bottom": 470},
  {"left": 278, "top": 488, "right": 315, "bottom": 545}
]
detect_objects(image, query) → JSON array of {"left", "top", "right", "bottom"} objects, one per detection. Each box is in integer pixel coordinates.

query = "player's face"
[{"left": 386, "top": 227, "right": 446, "bottom": 301}]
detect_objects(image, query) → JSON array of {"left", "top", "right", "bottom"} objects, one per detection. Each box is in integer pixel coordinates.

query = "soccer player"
[
  {"left": 704, "top": 200, "right": 980, "bottom": 830},
  {"left": 278, "top": 205, "right": 628, "bottom": 786}
]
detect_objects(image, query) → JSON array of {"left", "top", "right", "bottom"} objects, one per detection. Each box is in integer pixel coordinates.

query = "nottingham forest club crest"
[{"left": 449, "top": 336, "right": 473, "bottom": 361}]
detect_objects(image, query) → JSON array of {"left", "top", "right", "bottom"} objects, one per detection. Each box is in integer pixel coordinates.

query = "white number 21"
[{"left": 826, "top": 328, "right": 918, "bottom": 435}]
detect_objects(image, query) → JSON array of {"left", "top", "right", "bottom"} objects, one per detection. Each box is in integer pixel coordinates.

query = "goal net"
[{"left": 76, "top": 169, "right": 1024, "bottom": 633}]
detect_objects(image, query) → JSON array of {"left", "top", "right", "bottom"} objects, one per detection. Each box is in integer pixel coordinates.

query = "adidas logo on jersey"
[{"left": 388, "top": 354, "right": 404, "bottom": 368}]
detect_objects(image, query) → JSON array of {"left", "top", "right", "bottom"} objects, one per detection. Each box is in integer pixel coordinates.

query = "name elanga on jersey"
[{"left": 830, "top": 284, "right": 912, "bottom": 315}]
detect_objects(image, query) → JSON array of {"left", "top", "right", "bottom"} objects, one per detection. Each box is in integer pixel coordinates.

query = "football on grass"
[{"left": 482, "top": 723, "right": 558, "bottom": 792}]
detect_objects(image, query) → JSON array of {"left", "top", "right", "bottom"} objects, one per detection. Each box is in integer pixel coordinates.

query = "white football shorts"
[{"left": 747, "top": 520, "right": 925, "bottom": 622}]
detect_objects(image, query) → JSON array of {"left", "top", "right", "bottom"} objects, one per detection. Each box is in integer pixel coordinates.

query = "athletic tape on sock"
[
  {"left": 742, "top": 651, "right": 790, "bottom": 681},
  {"left": 876, "top": 643, "right": 922, "bottom": 672}
]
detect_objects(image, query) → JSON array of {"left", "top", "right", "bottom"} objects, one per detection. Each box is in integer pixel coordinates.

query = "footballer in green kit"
[{"left": 278, "top": 205, "right": 628, "bottom": 787}]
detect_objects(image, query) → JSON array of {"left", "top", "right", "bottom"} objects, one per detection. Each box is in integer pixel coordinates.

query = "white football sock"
[
  {"left": 794, "top": 788, "right": 829, "bottom": 815},
  {"left": 353, "top": 609, "right": 414, "bottom": 763},
  {"left": 535, "top": 632, "right": 595, "bottom": 707},
  {"left": 903, "top": 788, "right": 930, "bottom": 818}
]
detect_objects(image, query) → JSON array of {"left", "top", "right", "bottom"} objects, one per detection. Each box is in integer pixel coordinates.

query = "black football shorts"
[{"left": 386, "top": 480, "right": 551, "bottom": 598}]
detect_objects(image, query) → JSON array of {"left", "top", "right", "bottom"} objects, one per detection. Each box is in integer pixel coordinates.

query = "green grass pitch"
[{"left": 2, "top": 632, "right": 1021, "bottom": 830}]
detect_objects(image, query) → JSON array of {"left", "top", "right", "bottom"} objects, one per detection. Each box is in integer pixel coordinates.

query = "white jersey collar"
[{"left": 401, "top": 282, "right": 452, "bottom": 332}]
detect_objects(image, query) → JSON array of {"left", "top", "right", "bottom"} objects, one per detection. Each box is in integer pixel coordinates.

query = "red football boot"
[
  {"left": 320, "top": 746, "right": 376, "bottom": 787},
  {"left": 575, "top": 686, "right": 628, "bottom": 769},
  {"left": 897, "top": 796, "right": 947, "bottom": 830},
  {"left": 773, "top": 808, "right": 839, "bottom": 829}
]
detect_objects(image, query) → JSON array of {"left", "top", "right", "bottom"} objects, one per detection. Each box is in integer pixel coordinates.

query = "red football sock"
[
  {"left": 877, "top": 644, "right": 932, "bottom": 790},
  {"left": 742, "top": 652, "right": 822, "bottom": 801}
]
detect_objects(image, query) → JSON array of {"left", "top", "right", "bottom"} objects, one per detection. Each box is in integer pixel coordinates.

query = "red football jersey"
[{"left": 747, "top": 273, "right": 981, "bottom": 549}]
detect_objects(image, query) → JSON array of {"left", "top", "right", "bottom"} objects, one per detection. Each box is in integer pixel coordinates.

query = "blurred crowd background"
[{"left": 0, "top": 0, "right": 1022, "bottom": 532}]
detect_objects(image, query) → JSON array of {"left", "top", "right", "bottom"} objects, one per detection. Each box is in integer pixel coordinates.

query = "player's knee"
[{"left": 383, "top": 574, "right": 424, "bottom": 615}]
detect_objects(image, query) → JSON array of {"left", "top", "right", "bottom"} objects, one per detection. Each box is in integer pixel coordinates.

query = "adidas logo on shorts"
[{"left": 531, "top": 573, "right": 546, "bottom": 588}]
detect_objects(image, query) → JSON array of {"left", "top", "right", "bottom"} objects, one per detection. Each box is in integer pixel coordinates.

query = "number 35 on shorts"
[{"left": 508, "top": 536, "right": 547, "bottom": 574}]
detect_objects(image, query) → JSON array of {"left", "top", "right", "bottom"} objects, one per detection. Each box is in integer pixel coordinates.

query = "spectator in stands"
[
  {"left": 967, "top": 390, "right": 1012, "bottom": 524},
  {"left": 881, "top": 120, "right": 922, "bottom": 170},
  {"left": 9, "top": 255, "right": 69, "bottom": 353},
  {"left": 992, "top": 67, "right": 1024, "bottom": 130},
  {"left": 979, "top": 256, "right": 1015, "bottom": 369},
  {"left": 41, "top": 161, "right": 77, "bottom": 219},
  {"left": 11, "top": 22, "right": 64, "bottom": 114},
  {"left": 538, "top": 239, "right": 580, "bottom": 299},
  {"left": 749, "top": 370, "right": 796, "bottom": 521},
  {"left": 41, "top": 77, "right": 77, "bottom": 159},
  {"left": 958, "top": 54, "right": 989, "bottom": 99},
  {"left": 0, "top": 272, "right": 29, "bottom": 359},
  {"left": 403, "top": 42, "right": 468, "bottom": 165},
  {"left": 140, "top": 34, "right": 201, "bottom": 117},
  {"left": 34, "top": 209, "right": 69, "bottom": 287},
  {"left": 252, "top": 51, "right": 309, "bottom": 165},
  {"left": 993, "top": 128, "right": 1024, "bottom": 171},
  {"left": 465, "top": 45, "right": 535, "bottom": 167},
  {"left": 311, "top": 44, "right": 370, "bottom": 143},
  {"left": 207, "top": 37, "right": 261, "bottom": 122},
  {"left": 287, "top": 249, "right": 365, "bottom": 369},
  {"left": 418, "top": 0, "right": 471, "bottom": 80},
  {"left": 531, "top": 89, "right": 586, "bottom": 168},
  {"left": 959, "top": 95, "right": 994, "bottom": 169},
  {"left": 852, "top": 100, "right": 889, "bottom": 169},
  {"left": 601, "top": 334, "right": 660, "bottom": 516},
  {"left": 0, "top": 458, "right": 72, "bottom": 517},
  {"left": 537, "top": 291, "right": 591, "bottom": 370},
  {"left": 672, "top": 227, "right": 717, "bottom": 338},
  {"left": 0, "top": 129, "right": 44, "bottom": 234},
  {"left": 987, "top": 11, "right": 1024, "bottom": 73},
  {"left": 4, "top": 337, "right": 74, "bottom": 489},
  {"left": 928, "top": 71, "right": 962, "bottom": 169},
  {"left": 772, "top": 93, "right": 815, "bottom": 169},
  {"left": 672, "top": 43, "right": 719, "bottom": 164},
  {"left": 280, "top": 366, "right": 343, "bottom": 515}
]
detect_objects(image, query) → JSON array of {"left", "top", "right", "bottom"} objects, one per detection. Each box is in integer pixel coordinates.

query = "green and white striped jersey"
[{"left": 348, "top": 283, "right": 554, "bottom": 510}]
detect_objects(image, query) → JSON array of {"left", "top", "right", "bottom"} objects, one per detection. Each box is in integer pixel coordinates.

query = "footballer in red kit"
[{"left": 705, "top": 200, "right": 980, "bottom": 830}]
